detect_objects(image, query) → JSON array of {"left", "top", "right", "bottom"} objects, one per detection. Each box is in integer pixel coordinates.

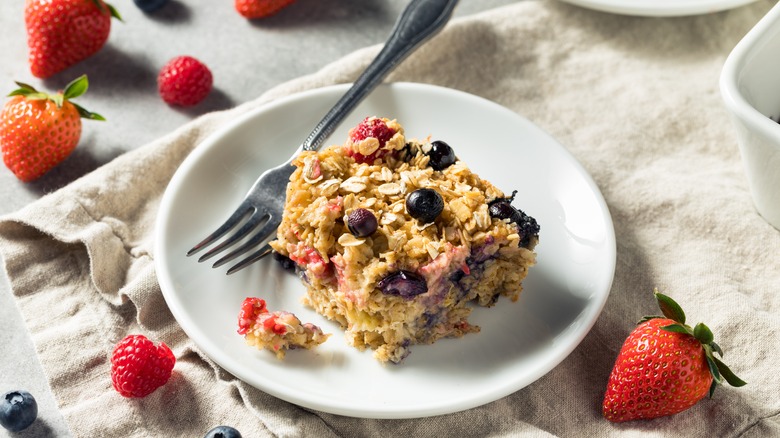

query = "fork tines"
[{"left": 186, "top": 200, "right": 278, "bottom": 274}]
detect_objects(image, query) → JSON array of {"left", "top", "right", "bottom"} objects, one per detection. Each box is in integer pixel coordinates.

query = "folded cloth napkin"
[{"left": 2, "top": 1, "right": 779, "bottom": 436}]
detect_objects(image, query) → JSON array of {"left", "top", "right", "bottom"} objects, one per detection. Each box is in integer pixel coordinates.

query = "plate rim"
[{"left": 154, "top": 82, "right": 617, "bottom": 418}]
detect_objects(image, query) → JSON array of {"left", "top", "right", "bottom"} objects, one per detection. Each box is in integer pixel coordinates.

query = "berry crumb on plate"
[{"left": 238, "top": 297, "right": 330, "bottom": 359}]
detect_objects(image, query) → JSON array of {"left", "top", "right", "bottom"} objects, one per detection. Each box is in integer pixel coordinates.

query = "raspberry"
[
  {"left": 110, "top": 334, "right": 176, "bottom": 398},
  {"left": 346, "top": 117, "right": 398, "bottom": 163},
  {"left": 157, "top": 56, "right": 213, "bottom": 107},
  {"left": 350, "top": 117, "right": 396, "bottom": 145},
  {"left": 261, "top": 314, "right": 287, "bottom": 335},
  {"left": 237, "top": 297, "right": 268, "bottom": 335}
]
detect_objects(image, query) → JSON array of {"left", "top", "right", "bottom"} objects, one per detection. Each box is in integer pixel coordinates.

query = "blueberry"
[
  {"left": 0, "top": 390, "right": 38, "bottom": 432},
  {"left": 488, "top": 200, "right": 521, "bottom": 223},
  {"left": 347, "top": 208, "right": 378, "bottom": 237},
  {"left": 272, "top": 251, "right": 295, "bottom": 272},
  {"left": 427, "top": 140, "right": 457, "bottom": 171},
  {"left": 133, "top": 0, "right": 169, "bottom": 12},
  {"left": 204, "top": 425, "right": 242, "bottom": 438},
  {"left": 405, "top": 188, "right": 444, "bottom": 223},
  {"left": 488, "top": 195, "right": 539, "bottom": 248},
  {"left": 515, "top": 210, "right": 540, "bottom": 248},
  {"left": 378, "top": 270, "right": 428, "bottom": 299}
]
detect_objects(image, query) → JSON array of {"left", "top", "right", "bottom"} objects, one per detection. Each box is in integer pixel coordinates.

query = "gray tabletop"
[{"left": 0, "top": 1, "right": 518, "bottom": 436}]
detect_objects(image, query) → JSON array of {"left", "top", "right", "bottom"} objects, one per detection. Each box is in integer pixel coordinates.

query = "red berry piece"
[
  {"left": 235, "top": 0, "right": 295, "bottom": 19},
  {"left": 262, "top": 314, "right": 287, "bottom": 335},
  {"left": 110, "top": 334, "right": 176, "bottom": 398},
  {"left": 346, "top": 117, "right": 398, "bottom": 164},
  {"left": 237, "top": 297, "right": 268, "bottom": 335},
  {"left": 157, "top": 56, "right": 213, "bottom": 107}
]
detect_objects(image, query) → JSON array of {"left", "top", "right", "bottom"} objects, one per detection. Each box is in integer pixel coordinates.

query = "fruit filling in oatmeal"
[
  {"left": 269, "top": 116, "right": 539, "bottom": 363},
  {"left": 237, "top": 297, "right": 329, "bottom": 359}
]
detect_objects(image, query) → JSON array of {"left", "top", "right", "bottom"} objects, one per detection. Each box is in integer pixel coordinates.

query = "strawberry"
[
  {"left": 110, "top": 334, "right": 176, "bottom": 398},
  {"left": 157, "top": 56, "right": 213, "bottom": 107},
  {"left": 235, "top": 0, "right": 295, "bottom": 19},
  {"left": 602, "top": 291, "right": 746, "bottom": 422},
  {"left": 0, "top": 75, "right": 104, "bottom": 182},
  {"left": 25, "top": 0, "right": 122, "bottom": 79}
]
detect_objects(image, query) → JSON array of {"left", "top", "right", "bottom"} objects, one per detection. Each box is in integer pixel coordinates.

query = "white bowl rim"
[{"left": 720, "top": 1, "right": 780, "bottom": 148}]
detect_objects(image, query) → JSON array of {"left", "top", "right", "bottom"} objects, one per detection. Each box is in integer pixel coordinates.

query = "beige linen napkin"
[{"left": 2, "top": 1, "right": 779, "bottom": 436}]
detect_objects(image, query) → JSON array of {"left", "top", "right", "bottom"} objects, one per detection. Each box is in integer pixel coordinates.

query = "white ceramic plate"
[
  {"left": 155, "top": 83, "right": 616, "bottom": 419},
  {"left": 559, "top": 0, "right": 757, "bottom": 16}
]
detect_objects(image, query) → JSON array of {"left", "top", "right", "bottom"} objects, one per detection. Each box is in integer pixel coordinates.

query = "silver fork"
[{"left": 187, "top": 0, "right": 460, "bottom": 275}]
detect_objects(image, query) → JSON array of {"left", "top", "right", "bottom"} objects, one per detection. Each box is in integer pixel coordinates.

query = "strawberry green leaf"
[
  {"left": 8, "top": 89, "right": 38, "bottom": 98},
  {"left": 107, "top": 3, "right": 123, "bottom": 21},
  {"left": 638, "top": 315, "right": 663, "bottom": 324},
  {"left": 660, "top": 323, "right": 691, "bottom": 335},
  {"left": 88, "top": 0, "right": 121, "bottom": 20},
  {"left": 710, "top": 341, "right": 723, "bottom": 357},
  {"left": 693, "top": 322, "right": 714, "bottom": 344},
  {"left": 90, "top": 0, "right": 106, "bottom": 13},
  {"left": 712, "top": 356, "right": 747, "bottom": 388},
  {"left": 8, "top": 82, "right": 44, "bottom": 98},
  {"left": 708, "top": 379, "right": 717, "bottom": 398},
  {"left": 71, "top": 102, "right": 106, "bottom": 121},
  {"left": 63, "top": 75, "right": 89, "bottom": 100},
  {"left": 12, "top": 81, "right": 38, "bottom": 93},
  {"left": 654, "top": 291, "right": 686, "bottom": 323},
  {"left": 706, "top": 354, "right": 723, "bottom": 386}
]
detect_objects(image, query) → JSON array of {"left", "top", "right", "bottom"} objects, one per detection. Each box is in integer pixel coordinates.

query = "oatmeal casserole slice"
[{"left": 269, "top": 116, "right": 539, "bottom": 363}]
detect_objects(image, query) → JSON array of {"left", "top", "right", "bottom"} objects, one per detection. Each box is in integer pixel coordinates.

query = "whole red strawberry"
[
  {"left": 25, "top": 0, "right": 122, "bottom": 79},
  {"left": 157, "top": 56, "right": 213, "bottom": 107},
  {"left": 235, "top": 0, "right": 295, "bottom": 19},
  {"left": 602, "top": 291, "right": 746, "bottom": 422},
  {"left": 0, "top": 75, "right": 104, "bottom": 182},
  {"left": 110, "top": 334, "right": 176, "bottom": 398}
]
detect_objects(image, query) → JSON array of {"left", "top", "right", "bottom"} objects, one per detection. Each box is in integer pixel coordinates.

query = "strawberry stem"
[
  {"left": 6, "top": 76, "right": 105, "bottom": 120},
  {"left": 693, "top": 322, "right": 714, "bottom": 344},
  {"left": 652, "top": 290, "right": 746, "bottom": 395}
]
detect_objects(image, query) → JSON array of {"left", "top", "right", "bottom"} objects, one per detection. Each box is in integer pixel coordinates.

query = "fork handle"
[{"left": 301, "top": 0, "right": 459, "bottom": 152}]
